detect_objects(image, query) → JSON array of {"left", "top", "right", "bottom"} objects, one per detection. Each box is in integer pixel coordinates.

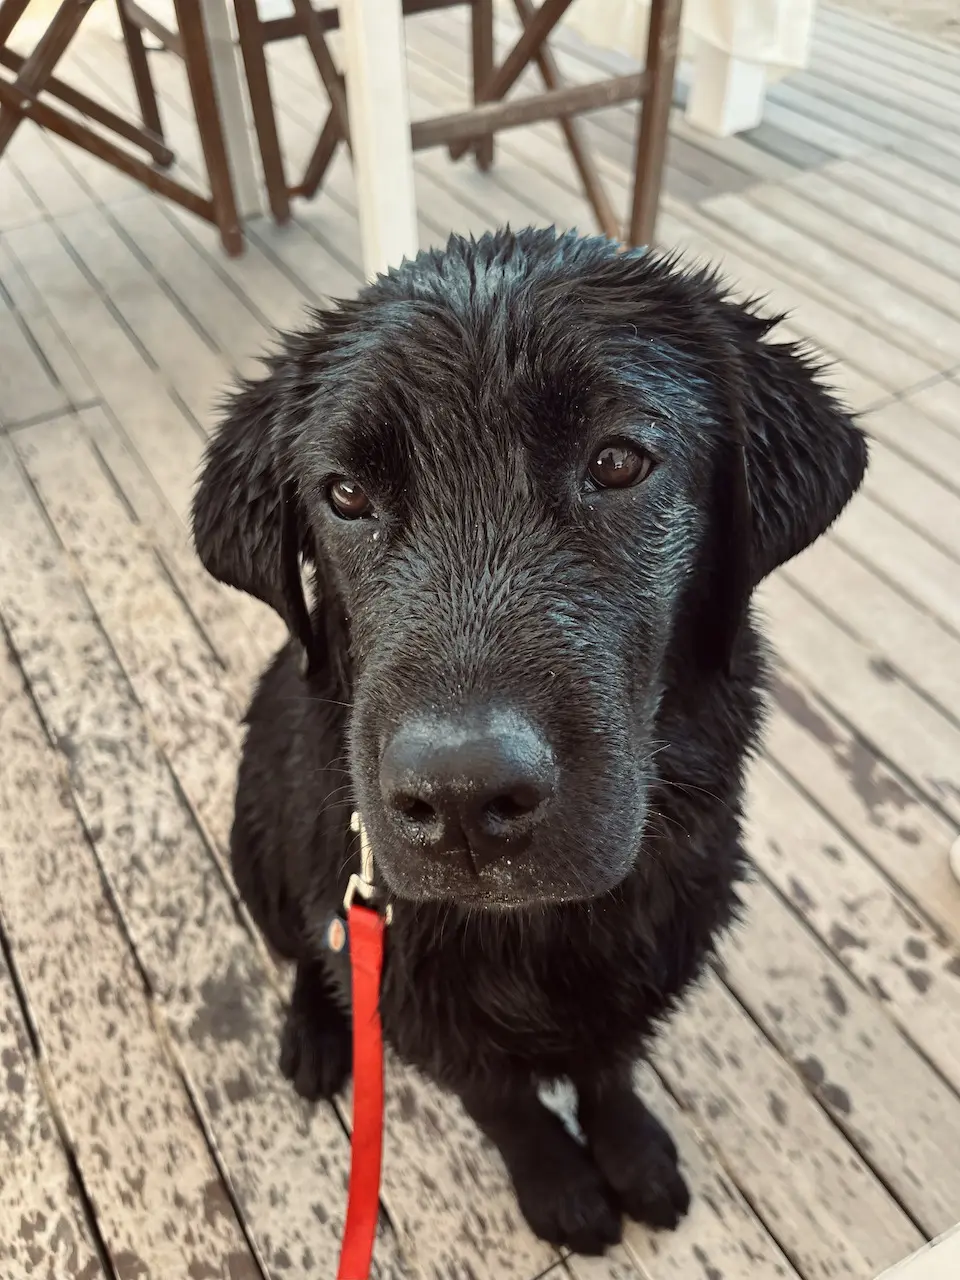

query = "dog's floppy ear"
[
  {"left": 699, "top": 294, "right": 867, "bottom": 670},
  {"left": 192, "top": 354, "right": 328, "bottom": 678},
  {"left": 724, "top": 307, "right": 869, "bottom": 586}
]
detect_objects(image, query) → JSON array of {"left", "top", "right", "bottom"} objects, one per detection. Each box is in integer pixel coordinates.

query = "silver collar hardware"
[{"left": 345, "top": 811, "right": 393, "bottom": 924}]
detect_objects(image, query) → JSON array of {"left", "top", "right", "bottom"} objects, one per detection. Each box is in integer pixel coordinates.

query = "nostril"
[
  {"left": 395, "top": 793, "right": 436, "bottom": 827},
  {"left": 482, "top": 784, "right": 545, "bottom": 827},
  {"left": 401, "top": 793, "right": 435, "bottom": 824}
]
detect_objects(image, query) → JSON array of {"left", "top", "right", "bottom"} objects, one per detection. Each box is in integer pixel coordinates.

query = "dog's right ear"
[{"left": 192, "top": 361, "right": 324, "bottom": 677}]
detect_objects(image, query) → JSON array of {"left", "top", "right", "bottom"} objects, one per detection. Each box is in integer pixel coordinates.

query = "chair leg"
[
  {"left": 449, "top": 0, "right": 575, "bottom": 163},
  {"left": 291, "top": 0, "right": 350, "bottom": 146},
  {"left": 115, "top": 0, "right": 165, "bottom": 148},
  {"left": 0, "top": 0, "right": 32, "bottom": 46},
  {"left": 513, "top": 0, "right": 618, "bottom": 240},
  {"left": 629, "top": 0, "right": 681, "bottom": 247},
  {"left": 471, "top": 0, "right": 494, "bottom": 171},
  {"left": 171, "top": 0, "right": 242, "bottom": 256},
  {"left": 0, "top": 0, "right": 92, "bottom": 155},
  {"left": 295, "top": 107, "right": 341, "bottom": 201},
  {"left": 233, "top": 0, "right": 290, "bottom": 222}
]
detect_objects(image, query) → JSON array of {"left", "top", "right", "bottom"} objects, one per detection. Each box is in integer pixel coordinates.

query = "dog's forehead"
[
  {"left": 310, "top": 236, "right": 725, "bottom": 484},
  {"left": 328, "top": 315, "right": 707, "bottom": 478},
  {"left": 323, "top": 294, "right": 587, "bottom": 460}
]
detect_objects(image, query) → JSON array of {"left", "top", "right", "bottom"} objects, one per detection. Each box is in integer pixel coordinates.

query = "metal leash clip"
[{"left": 344, "top": 812, "right": 393, "bottom": 924}]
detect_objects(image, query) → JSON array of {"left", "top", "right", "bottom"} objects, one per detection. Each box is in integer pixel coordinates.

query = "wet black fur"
[{"left": 193, "top": 228, "right": 867, "bottom": 1255}]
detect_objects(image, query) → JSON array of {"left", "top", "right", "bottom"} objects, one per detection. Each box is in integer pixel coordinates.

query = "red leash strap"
[{"left": 336, "top": 902, "right": 387, "bottom": 1280}]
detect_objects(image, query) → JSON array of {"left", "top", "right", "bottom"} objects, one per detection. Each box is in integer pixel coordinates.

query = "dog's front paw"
[
  {"left": 588, "top": 1097, "right": 690, "bottom": 1231},
  {"left": 279, "top": 1004, "right": 351, "bottom": 1101},
  {"left": 514, "top": 1148, "right": 623, "bottom": 1256}
]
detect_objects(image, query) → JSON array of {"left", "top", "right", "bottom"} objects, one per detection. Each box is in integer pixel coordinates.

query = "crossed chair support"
[
  {"left": 0, "top": 0, "right": 243, "bottom": 254},
  {"left": 231, "top": 0, "right": 682, "bottom": 246},
  {"left": 0, "top": 0, "right": 681, "bottom": 256}
]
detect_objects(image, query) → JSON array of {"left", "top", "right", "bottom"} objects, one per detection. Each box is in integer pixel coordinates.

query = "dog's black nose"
[{"left": 380, "top": 711, "right": 556, "bottom": 868}]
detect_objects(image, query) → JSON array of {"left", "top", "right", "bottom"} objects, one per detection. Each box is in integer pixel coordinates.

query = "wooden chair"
[
  {"left": 230, "top": 0, "right": 682, "bottom": 245},
  {"left": 0, "top": 0, "right": 243, "bottom": 254}
]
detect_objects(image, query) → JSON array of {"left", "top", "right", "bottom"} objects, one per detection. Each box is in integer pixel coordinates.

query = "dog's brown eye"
[
  {"left": 588, "top": 443, "right": 655, "bottom": 490},
  {"left": 329, "top": 478, "right": 373, "bottom": 519}
]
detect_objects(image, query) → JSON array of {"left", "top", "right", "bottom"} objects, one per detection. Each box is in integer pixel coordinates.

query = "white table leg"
[
  {"left": 685, "top": 39, "right": 768, "bottom": 138},
  {"left": 198, "top": 0, "right": 264, "bottom": 219},
  {"left": 338, "top": 0, "right": 419, "bottom": 281}
]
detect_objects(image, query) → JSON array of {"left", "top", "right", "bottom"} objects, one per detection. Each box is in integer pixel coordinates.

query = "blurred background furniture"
[
  {"left": 232, "top": 0, "right": 683, "bottom": 262},
  {"left": 0, "top": 0, "right": 244, "bottom": 252},
  {"left": 2, "top": 0, "right": 686, "bottom": 271},
  {"left": 115, "top": 0, "right": 421, "bottom": 276},
  {"left": 117, "top": 0, "right": 266, "bottom": 219},
  {"left": 558, "top": 0, "right": 815, "bottom": 136}
]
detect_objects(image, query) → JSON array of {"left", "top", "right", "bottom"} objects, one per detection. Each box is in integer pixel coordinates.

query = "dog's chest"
[{"left": 377, "top": 919, "right": 667, "bottom": 1078}]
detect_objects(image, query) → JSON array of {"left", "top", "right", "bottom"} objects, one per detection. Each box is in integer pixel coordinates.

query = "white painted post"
[
  {"left": 338, "top": 0, "right": 419, "bottom": 281},
  {"left": 685, "top": 39, "right": 768, "bottom": 138}
]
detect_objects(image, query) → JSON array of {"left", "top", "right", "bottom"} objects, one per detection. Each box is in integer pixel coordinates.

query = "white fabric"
[{"left": 499, "top": 1, "right": 816, "bottom": 81}]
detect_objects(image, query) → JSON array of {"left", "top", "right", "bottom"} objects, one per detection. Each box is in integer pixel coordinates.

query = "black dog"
[{"left": 193, "top": 229, "right": 867, "bottom": 1255}]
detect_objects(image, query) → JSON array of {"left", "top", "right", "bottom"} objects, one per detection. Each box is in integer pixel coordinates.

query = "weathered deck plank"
[
  {"left": 773, "top": 68, "right": 960, "bottom": 162},
  {"left": 701, "top": 191, "right": 960, "bottom": 367},
  {"left": 0, "top": 243, "right": 97, "bottom": 414},
  {"left": 722, "top": 875, "right": 960, "bottom": 1238},
  {"left": 763, "top": 670, "right": 960, "bottom": 950},
  {"left": 747, "top": 756, "right": 960, "bottom": 1092},
  {"left": 784, "top": 169, "right": 960, "bottom": 278},
  {"left": 16, "top": 416, "right": 255, "bottom": 866},
  {"left": 858, "top": 151, "right": 960, "bottom": 219},
  {"left": 0, "top": 432, "right": 407, "bottom": 1279},
  {"left": 656, "top": 209, "right": 919, "bottom": 403},
  {"left": 858, "top": 443, "right": 960, "bottom": 563},
  {"left": 747, "top": 183, "right": 960, "bottom": 323},
  {"left": 0, "top": 623, "right": 260, "bottom": 1278},
  {"left": 827, "top": 497, "right": 960, "bottom": 642},
  {"left": 819, "top": 6, "right": 960, "bottom": 80},
  {"left": 1, "top": 221, "right": 204, "bottom": 522},
  {"left": 3, "top": 3, "right": 960, "bottom": 1276},
  {"left": 817, "top": 158, "right": 960, "bottom": 247},
  {"left": 0, "top": 952, "right": 107, "bottom": 1280},
  {"left": 907, "top": 379, "right": 960, "bottom": 439},
  {"left": 0, "top": 156, "right": 40, "bottom": 232},
  {"left": 864, "top": 399, "right": 960, "bottom": 492},
  {"left": 657, "top": 972, "right": 925, "bottom": 1278},
  {"left": 782, "top": 535, "right": 960, "bottom": 721},
  {"left": 53, "top": 206, "right": 231, "bottom": 426},
  {"left": 568, "top": 1068, "right": 800, "bottom": 1280},
  {"left": 758, "top": 572, "right": 960, "bottom": 824},
  {"left": 0, "top": 288, "right": 72, "bottom": 429}
]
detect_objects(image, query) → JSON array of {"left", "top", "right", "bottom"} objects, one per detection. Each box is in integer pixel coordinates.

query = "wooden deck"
[{"left": 2, "top": 3, "right": 960, "bottom": 1278}]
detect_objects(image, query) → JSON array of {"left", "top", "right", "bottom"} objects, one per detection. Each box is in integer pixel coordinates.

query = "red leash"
[{"left": 335, "top": 815, "right": 391, "bottom": 1280}]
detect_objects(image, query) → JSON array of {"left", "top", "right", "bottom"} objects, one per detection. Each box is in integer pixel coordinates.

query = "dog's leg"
[
  {"left": 279, "top": 959, "right": 352, "bottom": 1101},
  {"left": 576, "top": 1065, "right": 690, "bottom": 1230},
  {"left": 460, "top": 1079, "right": 622, "bottom": 1255}
]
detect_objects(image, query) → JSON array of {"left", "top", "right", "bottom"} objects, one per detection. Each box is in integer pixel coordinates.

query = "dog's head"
[{"left": 194, "top": 230, "right": 866, "bottom": 908}]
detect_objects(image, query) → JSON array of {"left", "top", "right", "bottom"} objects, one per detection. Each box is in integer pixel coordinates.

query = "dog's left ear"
[
  {"left": 698, "top": 291, "right": 868, "bottom": 672},
  {"left": 725, "top": 307, "right": 869, "bottom": 585}
]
